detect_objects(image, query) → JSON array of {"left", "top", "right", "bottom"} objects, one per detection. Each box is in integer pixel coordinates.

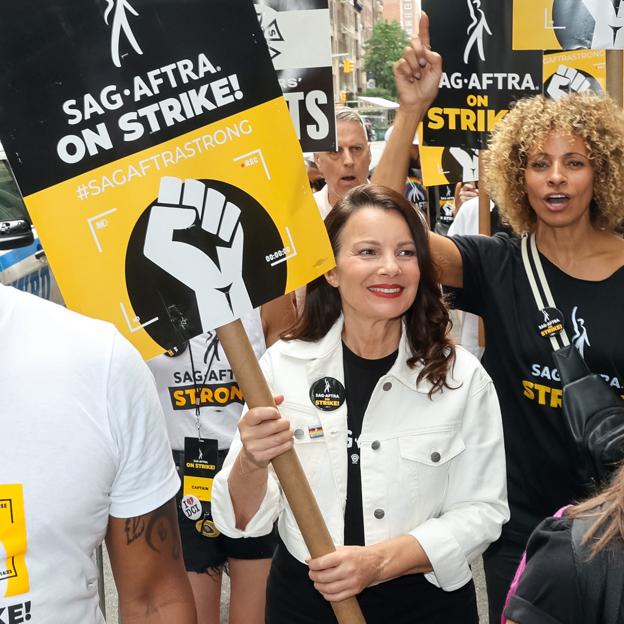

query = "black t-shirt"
[
  {"left": 404, "top": 167, "right": 429, "bottom": 215},
  {"left": 342, "top": 342, "right": 397, "bottom": 546},
  {"left": 450, "top": 234, "right": 624, "bottom": 542},
  {"left": 505, "top": 514, "right": 624, "bottom": 624},
  {"left": 505, "top": 516, "right": 580, "bottom": 623}
]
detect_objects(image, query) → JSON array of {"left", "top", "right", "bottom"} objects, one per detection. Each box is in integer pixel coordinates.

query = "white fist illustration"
[
  {"left": 546, "top": 65, "right": 591, "bottom": 100},
  {"left": 144, "top": 176, "right": 252, "bottom": 331}
]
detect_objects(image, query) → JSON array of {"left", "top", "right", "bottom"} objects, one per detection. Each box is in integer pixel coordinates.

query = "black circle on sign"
[
  {"left": 125, "top": 179, "right": 286, "bottom": 351},
  {"left": 309, "top": 377, "right": 346, "bottom": 412}
]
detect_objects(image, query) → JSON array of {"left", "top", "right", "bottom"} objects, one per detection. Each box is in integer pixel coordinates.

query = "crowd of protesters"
[{"left": 5, "top": 10, "right": 624, "bottom": 624}]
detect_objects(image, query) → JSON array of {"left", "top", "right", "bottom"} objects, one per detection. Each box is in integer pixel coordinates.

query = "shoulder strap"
[
  {"left": 520, "top": 233, "right": 571, "bottom": 351},
  {"left": 571, "top": 515, "right": 624, "bottom": 624}
]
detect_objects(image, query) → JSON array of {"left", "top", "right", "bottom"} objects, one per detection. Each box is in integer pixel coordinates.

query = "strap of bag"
[{"left": 520, "top": 233, "right": 571, "bottom": 351}]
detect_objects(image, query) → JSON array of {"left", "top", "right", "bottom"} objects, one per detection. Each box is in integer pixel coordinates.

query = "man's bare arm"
[{"left": 106, "top": 499, "right": 197, "bottom": 624}]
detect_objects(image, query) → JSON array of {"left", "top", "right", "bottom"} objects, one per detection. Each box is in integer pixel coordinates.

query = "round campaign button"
[
  {"left": 536, "top": 307, "right": 565, "bottom": 339},
  {"left": 309, "top": 377, "right": 346, "bottom": 411},
  {"left": 195, "top": 518, "right": 221, "bottom": 538},
  {"left": 180, "top": 495, "right": 203, "bottom": 521}
]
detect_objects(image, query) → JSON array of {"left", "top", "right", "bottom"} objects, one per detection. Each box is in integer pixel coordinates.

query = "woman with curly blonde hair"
[
  {"left": 482, "top": 93, "right": 624, "bottom": 235},
  {"left": 374, "top": 14, "right": 624, "bottom": 623}
]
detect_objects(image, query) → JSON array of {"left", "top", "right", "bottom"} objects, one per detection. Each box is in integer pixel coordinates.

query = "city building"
[
  {"left": 382, "top": 0, "right": 418, "bottom": 37},
  {"left": 329, "top": 0, "right": 384, "bottom": 103}
]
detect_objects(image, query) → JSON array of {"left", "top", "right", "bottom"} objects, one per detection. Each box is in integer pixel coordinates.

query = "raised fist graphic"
[
  {"left": 144, "top": 177, "right": 252, "bottom": 332},
  {"left": 546, "top": 65, "right": 591, "bottom": 100}
]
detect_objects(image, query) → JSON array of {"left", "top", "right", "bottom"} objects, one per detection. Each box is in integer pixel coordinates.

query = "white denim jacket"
[{"left": 212, "top": 317, "right": 509, "bottom": 591}]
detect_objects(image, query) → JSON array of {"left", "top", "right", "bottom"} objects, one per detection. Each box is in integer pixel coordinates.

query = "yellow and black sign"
[
  {"left": 255, "top": 0, "right": 337, "bottom": 152},
  {"left": 0, "top": 484, "right": 29, "bottom": 598},
  {"left": 514, "top": 1, "right": 624, "bottom": 50},
  {"left": 543, "top": 49, "right": 606, "bottom": 99},
  {"left": 0, "top": 0, "right": 334, "bottom": 360},
  {"left": 422, "top": 0, "right": 542, "bottom": 149}
]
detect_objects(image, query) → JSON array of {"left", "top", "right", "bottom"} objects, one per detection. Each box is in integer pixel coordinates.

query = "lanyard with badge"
[{"left": 177, "top": 333, "right": 221, "bottom": 539}]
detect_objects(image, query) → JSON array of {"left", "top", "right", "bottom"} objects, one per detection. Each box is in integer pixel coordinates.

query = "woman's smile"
[{"left": 367, "top": 283, "right": 405, "bottom": 298}]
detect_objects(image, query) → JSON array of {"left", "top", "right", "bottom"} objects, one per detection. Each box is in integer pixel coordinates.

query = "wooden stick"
[
  {"left": 477, "top": 151, "right": 491, "bottom": 237},
  {"left": 606, "top": 50, "right": 624, "bottom": 108},
  {"left": 477, "top": 149, "right": 489, "bottom": 350},
  {"left": 217, "top": 319, "right": 366, "bottom": 624}
]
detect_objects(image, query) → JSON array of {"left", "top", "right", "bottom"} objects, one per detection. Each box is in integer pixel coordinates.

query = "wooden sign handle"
[
  {"left": 217, "top": 319, "right": 366, "bottom": 624},
  {"left": 606, "top": 50, "right": 623, "bottom": 108}
]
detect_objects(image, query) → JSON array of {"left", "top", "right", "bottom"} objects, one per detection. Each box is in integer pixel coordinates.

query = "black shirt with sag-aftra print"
[{"left": 449, "top": 233, "right": 624, "bottom": 544}]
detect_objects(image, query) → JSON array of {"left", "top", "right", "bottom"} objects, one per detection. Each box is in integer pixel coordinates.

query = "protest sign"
[
  {"left": 256, "top": 0, "right": 336, "bottom": 152},
  {"left": 0, "top": 5, "right": 367, "bottom": 622},
  {"left": 0, "top": 0, "right": 334, "bottom": 360},
  {"left": 514, "top": 1, "right": 624, "bottom": 50},
  {"left": 422, "top": 0, "right": 542, "bottom": 148},
  {"left": 543, "top": 49, "right": 606, "bottom": 99}
]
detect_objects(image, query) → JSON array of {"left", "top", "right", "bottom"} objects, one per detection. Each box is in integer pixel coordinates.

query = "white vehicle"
[{"left": 0, "top": 144, "right": 63, "bottom": 303}]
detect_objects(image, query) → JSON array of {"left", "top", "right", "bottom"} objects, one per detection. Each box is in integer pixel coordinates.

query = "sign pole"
[
  {"left": 477, "top": 150, "right": 490, "bottom": 350},
  {"left": 477, "top": 151, "right": 491, "bottom": 237},
  {"left": 217, "top": 319, "right": 367, "bottom": 624},
  {"left": 606, "top": 50, "right": 624, "bottom": 107}
]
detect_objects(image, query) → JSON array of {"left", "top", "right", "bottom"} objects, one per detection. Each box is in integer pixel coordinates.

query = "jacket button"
[
  {"left": 294, "top": 429, "right": 305, "bottom": 440},
  {"left": 382, "top": 382, "right": 392, "bottom": 391},
  {"left": 371, "top": 440, "right": 381, "bottom": 450},
  {"left": 374, "top": 508, "right": 385, "bottom": 519},
  {"left": 430, "top": 452, "right": 441, "bottom": 463}
]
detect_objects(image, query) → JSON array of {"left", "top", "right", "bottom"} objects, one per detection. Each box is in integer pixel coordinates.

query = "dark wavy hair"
[{"left": 286, "top": 184, "right": 455, "bottom": 396}]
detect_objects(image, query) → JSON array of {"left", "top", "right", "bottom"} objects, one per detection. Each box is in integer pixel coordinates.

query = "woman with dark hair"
[
  {"left": 505, "top": 464, "right": 624, "bottom": 623},
  {"left": 212, "top": 184, "right": 508, "bottom": 623}
]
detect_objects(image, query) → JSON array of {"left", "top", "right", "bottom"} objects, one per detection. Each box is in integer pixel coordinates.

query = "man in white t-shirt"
[
  {"left": 313, "top": 108, "right": 371, "bottom": 217},
  {"left": 0, "top": 285, "right": 196, "bottom": 623}
]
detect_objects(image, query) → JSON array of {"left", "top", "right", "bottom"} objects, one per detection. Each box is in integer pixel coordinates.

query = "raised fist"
[
  {"left": 546, "top": 65, "right": 591, "bottom": 100},
  {"left": 144, "top": 177, "right": 252, "bottom": 332}
]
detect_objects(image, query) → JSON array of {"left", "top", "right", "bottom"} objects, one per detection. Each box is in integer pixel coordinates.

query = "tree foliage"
[{"left": 363, "top": 21, "right": 409, "bottom": 98}]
